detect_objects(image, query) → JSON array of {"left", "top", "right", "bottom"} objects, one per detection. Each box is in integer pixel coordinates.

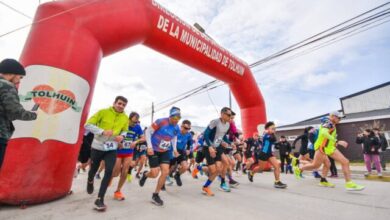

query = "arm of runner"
[
  {"left": 320, "top": 128, "right": 337, "bottom": 142},
  {"left": 145, "top": 126, "right": 154, "bottom": 150},
  {"left": 84, "top": 110, "right": 105, "bottom": 135}
]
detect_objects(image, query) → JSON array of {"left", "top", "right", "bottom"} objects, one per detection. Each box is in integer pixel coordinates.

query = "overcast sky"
[{"left": 1, "top": 0, "right": 389, "bottom": 130}]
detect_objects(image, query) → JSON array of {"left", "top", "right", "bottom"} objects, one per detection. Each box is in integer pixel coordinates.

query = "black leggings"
[
  {"left": 328, "top": 156, "right": 337, "bottom": 176},
  {"left": 0, "top": 141, "right": 7, "bottom": 172},
  {"left": 88, "top": 149, "right": 117, "bottom": 199},
  {"left": 279, "top": 154, "right": 291, "bottom": 172}
]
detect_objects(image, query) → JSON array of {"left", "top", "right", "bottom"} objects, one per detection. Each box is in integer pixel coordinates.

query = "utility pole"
[
  {"left": 151, "top": 102, "right": 154, "bottom": 124},
  {"left": 229, "top": 90, "right": 232, "bottom": 109}
]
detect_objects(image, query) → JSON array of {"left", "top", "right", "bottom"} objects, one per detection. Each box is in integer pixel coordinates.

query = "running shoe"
[
  {"left": 95, "top": 173, "right": 101, "bottom": 179},
  {"left": 248, "top": 171, "right": 254, "bottom": 182},
  {"left": 319, "top": 181, "right": 335, "bottom": 188},
  {"left": 192, "top": 168, "right": 199, "bottom": 179},
  {"left": 127, "top": 174, "right": 133, "bottom": 183},
  {"left": 166, "top": 176, "right": 174, "bottom": 186},
  {"left": 174, "top": 172, "right": 182, "bottom": 186},
  {"left": 274, "top": 181, "right": 287, "bottom": 189},
  {"left": 87, "top": 181, "right": 94, "bottom": 194},
  {"left": 219, "top": 182, "right": 231, "bottom": 192},
  {"left": 293, "top": 166, "right": 302, "bottom": 180},
  {"left": 135, "top": 173, "right": 141, "bottom": 179},
  {"left": 229, "top": 179, "right": 240, "bottom": 188},
  {"left": 139, "top": 171, "right": 148, "bottom": 187},
  {"left": 345, "top": 181, "right": 365, "bottom": 191},
  {"left": 152, "top": 193, "right": 164, "bottom": 206},
  {"left": 202, "top": 187, "right": 215, "bottom": 196},
  {"left": 114, "top": 191, "right": 125, "bottom": 201},
  {"left": 199, "top": 168, "right": 204, "bottom": 176},
  {"left": 94, "top": 198, "right": 107, "bottom": 211},
  {"left": 290, "top": 156, "right": 298, "bottom": 167},
  {"left": 313, "top": 171, "right": 321, "bottom": 178}
]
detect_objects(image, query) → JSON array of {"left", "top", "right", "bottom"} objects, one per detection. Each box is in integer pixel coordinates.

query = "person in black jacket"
[
  {"left": 275, "top": 136, "right": 292, "bottom": 174},
  {"left": 293, "top": 126, "right": 321, "bottom": 178},
  {"left": 356, "top": 129, "right": 381, "bottom": 176},
  {"left": 373, "top": 128, "right": 388, "bottom": 171}
]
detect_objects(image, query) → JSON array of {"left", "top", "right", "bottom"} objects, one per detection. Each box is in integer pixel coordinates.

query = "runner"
[
  {"left": 293, "top": 112, "right": 365, "bottom": 191},
  {"left": 85, "top": 96, "right": 129, "bottom": 211},
  {"left": 133, "top": 138, "right": 148, "bottom": 179},
  {"left": 248, "top": 122, "right": 287, "bottom": 188},
  {"left": 139, "top": 107, "right": 181, "bottom": 206},
  {"left": 201, "top": 107, "right": 232, "bottom": 196},
  {"left": 187, "top": 131, "right": 196, "bottom": 174},
  {"left": 244, "top": 132, "right": 261, "bottom": 178},
  {"left": 112, "top": 112, "right": 144, "bottom": 201},
  {"left": 76, "top": 131, "right": 94, "bottom": 176},
  {"left": 192, "top": 133, "right": 208, "bottom": 179},
  {"left": 170, "top": 120, "right": 193, "bottom": 187},
  {"left": 293, "top": 127, "right": 321, "bottom": 178}
]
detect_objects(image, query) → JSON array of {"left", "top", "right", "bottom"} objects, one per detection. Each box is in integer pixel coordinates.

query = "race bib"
[
  {"left": 103, "top": 141, "right": 118, "bottom": 151},
  {"left": 122, "top": 140, "right": 132, "bottom": 149},
  {"left": 159, "top": 140, "right": 171, "bottom": 150},
  {"left": 214, "top": 138, "right": 223, "bottom": 146},
  {"left": 140, "top": 145, "right": 147, "bottom": 151}
]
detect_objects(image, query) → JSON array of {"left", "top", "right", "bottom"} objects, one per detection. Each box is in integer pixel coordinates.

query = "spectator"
[
  {"left": 356, "top": 129, "right": 381, "bottom": 177},
  {"left": 275, "top": 136, "right": 292, "bottom": 174},
  {"left": 373, "top": 128, "right": 388, "bottom": 171}
]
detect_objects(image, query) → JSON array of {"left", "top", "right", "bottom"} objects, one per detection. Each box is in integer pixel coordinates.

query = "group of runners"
[{"left": 77, "top": 95, "right": 365, "bottom": 212}]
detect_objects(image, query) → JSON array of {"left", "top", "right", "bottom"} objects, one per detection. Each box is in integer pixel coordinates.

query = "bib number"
[
  {"left": 140, "top": 145, "right": 147, "bottom": 151},
  {"left": 122, "top": 141, "right": 132, "bottom": 149},
  {"left": 103, "top": 141, "right": 118, "bottom": 151},
  {"left": 214, "top": 138, "right": 223, "bottom": 147},
  {"left": 159, "top": 140, "right": 171, "bottom": 150}
]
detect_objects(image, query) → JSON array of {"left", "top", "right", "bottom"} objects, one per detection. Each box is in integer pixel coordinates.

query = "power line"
[
  {"left": 0, "top": 1, "right": 32, "bottom": 19},
  {"left": 0, "top": 0, "right": 100, "bottom": 38}
]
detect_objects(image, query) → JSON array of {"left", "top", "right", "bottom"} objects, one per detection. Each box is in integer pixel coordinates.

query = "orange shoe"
[
  {"left": 192, "top": 168, "right": 199, "bottom": 179},
  {"left": 114, "top": 191, "right": 125, "bottom": 201},
  {"left": 202, "top": 187, "right": 214, "bottom": 196}
]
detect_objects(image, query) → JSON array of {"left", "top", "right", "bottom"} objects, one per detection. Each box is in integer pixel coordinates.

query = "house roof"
[
  {"left": 277, "top": 108, "right": 390, "bottom": 131},
  {"left": 340, "top": 81, "right": 390, "bottom": 100}
]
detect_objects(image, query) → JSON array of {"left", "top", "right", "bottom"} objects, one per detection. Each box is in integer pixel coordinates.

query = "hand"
[
  {"left": 371, "top": 148, "right": 375, "bottom": 152},
  {"left": 115, "top": 135, "right": 124, "bottom": 143},
  {"left": 285, "top": 152, "right": 289, "bottom": 155},
  {"left": 232, "top": 143, "right": 237, "bottom": 150},
  {"left": 131, "top": 141, "right": 137, "bottom": 149},
  {"left": 221, "top": 142, "right": 228, "bottom": 148},
  {"left": 337, "top": 140, "right": 348, "bottom": 148},
  {"left": 186, "top": 150, "right": 190, "bottom": 156},
  {"left": 174, "top": 150, "right": 179, "bottom": 158},
  {"left": 358, "top": 134, "right": 363, "bottom": 138},
  {"left": 147, "top": 148, "right": 154, "bottom": 156},
  {"left": 102, "top": 130, "right": 113, "bottom": 137},
  {"left": 209, "top": 147, "right": 216, "bottom": 158},
  {"left": 118, "top": 143, "right": 123, "bottom": 150}
]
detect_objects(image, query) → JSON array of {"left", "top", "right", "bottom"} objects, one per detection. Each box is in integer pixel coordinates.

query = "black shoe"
[
  {"left": 274, "top": 181, "right": 287, "bottom": 189},
  {"left": 87, "top": 181, "right": 94, "bottom": 194},
  {"left": 136, "top": 173, "right": 141, "bottom": 179},
  {"left": 161, "top": 184, "right": 166, "bottom": 191},
  {"left": 94, "top": 198, "right": 107, "bottom": 211},
  {"left": 174, "top": 172, "right": 182, "bottom": 186},
  {"left": 229, "top": 179, "right": 240, "bottom": 188},
  {"left": 243, "top": 169, "right": 247, "bottom": 174},
  {"left": 139, "top": 171, "right": 148, "bottom": 187},
  {"left": 247, "top": 172, "right": 254, "bottom": 182},
  {"left": 95, "top": 173, "right": 101, "bottom": 179},
  {"left": 152, "top": 193, "right": 164, "bottom": 206}
]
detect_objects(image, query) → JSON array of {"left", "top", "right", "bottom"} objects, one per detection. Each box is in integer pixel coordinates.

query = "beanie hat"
[
  {"left": 169, "top": 106, "right": 181, "bottom": 117},
  {"left": 0, "top": 59, "right": 26, "bottom": 75}
]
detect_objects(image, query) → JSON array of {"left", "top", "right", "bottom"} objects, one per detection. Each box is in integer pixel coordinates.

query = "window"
[{"left": 384, "top": 131, "right": 390, "bottom": 149}]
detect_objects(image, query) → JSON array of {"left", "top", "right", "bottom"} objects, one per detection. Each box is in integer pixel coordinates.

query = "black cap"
[{"left": 0, "top": 59, "right": 26, "bottom": 75}]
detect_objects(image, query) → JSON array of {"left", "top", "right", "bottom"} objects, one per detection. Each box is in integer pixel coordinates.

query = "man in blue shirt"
[
  {"left": 169, "top": 120, "right": 193, "bottom": 187},
  {"left": 139, "top": 107, "right": 180, "bottom": 206},
  {"left": 248, "top": 121, "right": 287, "bottom": 189}
]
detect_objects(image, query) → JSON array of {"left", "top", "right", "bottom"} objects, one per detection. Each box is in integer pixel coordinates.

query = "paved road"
[{"left": 1, "top": 170, "right": 389, "bottom": 220}]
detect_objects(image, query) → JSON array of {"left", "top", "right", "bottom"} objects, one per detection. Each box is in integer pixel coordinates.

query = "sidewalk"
[{"left": 337, "top": 164, "right": 390, "bottom": 181}]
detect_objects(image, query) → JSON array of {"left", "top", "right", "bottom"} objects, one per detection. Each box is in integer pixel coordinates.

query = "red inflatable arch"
[{"left": 0, "top": 0, "right": 266, "bottom": 205}]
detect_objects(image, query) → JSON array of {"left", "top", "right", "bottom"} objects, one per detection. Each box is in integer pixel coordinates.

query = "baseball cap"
[{"left": 329, "top": 111, "right": 345, "bottom": 118}]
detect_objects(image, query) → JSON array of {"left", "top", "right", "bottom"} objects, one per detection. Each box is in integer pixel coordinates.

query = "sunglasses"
[
  {"left": 224, "top": 112, "right": 232, "bottom": 117},
  {"left": 172, "top": 116, "right": 181, "bottom": 120},
  {"left": 182, "top": 126, "right": 191, "bottom": 130}
]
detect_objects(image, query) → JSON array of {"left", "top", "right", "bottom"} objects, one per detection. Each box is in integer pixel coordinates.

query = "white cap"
[{"left": 329, "top": 111, "right": 345, "bottom": 118}]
